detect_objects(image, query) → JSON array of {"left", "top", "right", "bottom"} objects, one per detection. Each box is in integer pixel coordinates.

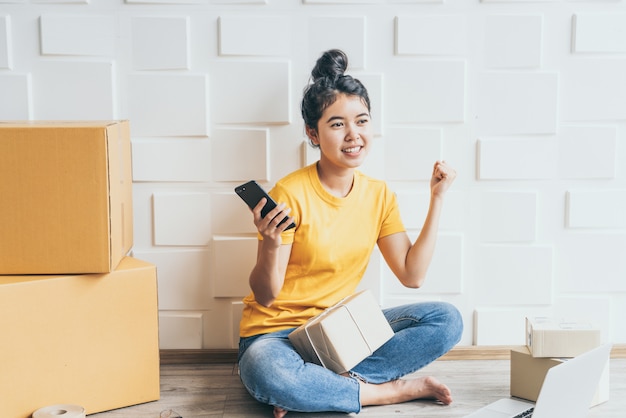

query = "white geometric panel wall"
[
  {"left": 476, "top": 245, "right": 553, "bottom": 306},
  {"left": 478, "top": 139, "right": 558, "bottom": 180},
  {"left": 132, "top": 138, "right": 211, "bottom": 182},
  {"left": 395, "top": 15, "right": 467, "bottom": 56},
  {"left": 0, "top": 15, "right": 11, "bottom": 68},
  {"left": 567, "top": 190, "right": 626, "bottom": 229},
  {"left": 212, "top": 236, "right": 257, "bottom": 297},
  {"left": 572, "top": 13, "right": 626, "bottom": 53},
  {"left": 128, "top": 74, "right": 209, "bottom": 136},
  {"left": 153, "top": 192, "right": 212, "bottom": 246},
  {"left": 210, "top": 61, "right": 290, "bottom": 124},
  {"left": 131, "top": 16, "right": 190, "bottom": 70},
  {"left": 561, "top": 59, "right": 626, "bottom": 121},
  {"left": 40, "top": 14, "right": 116, "bottom": 56},
  {"left": 0, "top": 74, "right": 31, "bottom": 119},
  {"left": 33, "top": 61, "right": 115, "bottom": 120},
  {"left": 385, "top": 128, "right": 442, "bottom": 180},
  {"left": 484, "top": 14, "right": 542, "bottom": 68},
  {"left": 386, "top": 60, "right": 466, "bottom": 123},
  {"left": 558, "top": 234, "right": 626, "bottom": 293},
  {"left": 4, "top": 1, "right": 626, "bottom": 350},
  {"left": 210, "top": 128, "right": 269, "bottom": 182},
  {"left": 476, "top": 72, "right": 558, "bottom": 135},
  {"left": 218, "top": 15, "right": 290, "bottom": 56},
  {"left": 558, "top": 125, "right": 617, "bottom": 179},
  {"left": 480, "top": 192, "right": 537, "bottom": 242}
]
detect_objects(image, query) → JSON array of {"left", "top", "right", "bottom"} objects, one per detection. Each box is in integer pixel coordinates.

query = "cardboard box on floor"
[
  {"left": 0, "top": 257, "right": 160, "bottom": 418},
  {"left": 288, "top": 289, "right": 394, "bottom": 374},
  {"left": 0, "top": 121, "right": 133, "bottom": 274},
  {"left": 510, "top": 346, "right": 609, "bottom": 407},
  {"left": 526, "top": 317, "right": 601, "bottom": 358}
]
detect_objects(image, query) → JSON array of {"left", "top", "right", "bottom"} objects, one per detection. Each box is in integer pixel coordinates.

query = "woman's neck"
[{"left": 316, "top": 161, "right": 354, "bottom": 198}]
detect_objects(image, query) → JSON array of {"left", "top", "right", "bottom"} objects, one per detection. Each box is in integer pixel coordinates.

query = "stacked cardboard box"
[
  {"left": 0, "top": 121, "right": 160, "bottom": 418},
  {"left": 510, "top": 317, "right": 608, "bottom": 407}
]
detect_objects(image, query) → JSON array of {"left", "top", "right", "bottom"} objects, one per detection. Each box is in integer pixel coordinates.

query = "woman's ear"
[{"left": 305, "top": 126, "right": 319, "bottom": 145}]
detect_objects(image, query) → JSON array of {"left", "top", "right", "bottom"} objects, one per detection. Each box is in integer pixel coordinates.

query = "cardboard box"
[
  {"left": 288, "top": 289, "right": 394, "bottom": 374},
  {"left": 510, "top": 346, "right": 609, "bottom": 407},
  {"left": 526, "top": 317, "right": 601, "bottom": 358},
  {"left": 0, "top": 257, "right": 160, "bottom": 418},
  {"left": 0, "top": 121, "right": 133, "bottom": 274}
]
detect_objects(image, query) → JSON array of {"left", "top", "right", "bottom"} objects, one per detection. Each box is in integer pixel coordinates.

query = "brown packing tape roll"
[{"left": 32, "top": 405, "right": 86, "bottom": 418}]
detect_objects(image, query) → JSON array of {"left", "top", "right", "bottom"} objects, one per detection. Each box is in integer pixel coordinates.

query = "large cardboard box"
[
  {"left": 510, "top": 346, "right": 609, "bottom": 407},
  {"left": 0, "top": 257, "right": 160, "bottom": 418},
  {"left": 526, "top": 317, "right": 601, "bottom": 358},
  {"left": 288, "top": 289, "right": 394, "bottom": 374},
  {"left": 0, "top": 121, "right": 133, "bottom": 274}
]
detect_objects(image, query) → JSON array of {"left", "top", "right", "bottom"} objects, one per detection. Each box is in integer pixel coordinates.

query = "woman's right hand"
[{"left": 252, "top": 198, "right": 293, "bottom": 246}]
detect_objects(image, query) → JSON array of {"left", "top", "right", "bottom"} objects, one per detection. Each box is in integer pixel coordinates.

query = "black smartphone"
[{"left": 235, "top": 180, "right": 296, "bottom": 230}]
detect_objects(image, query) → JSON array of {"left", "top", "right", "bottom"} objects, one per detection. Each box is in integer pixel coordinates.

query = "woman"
[{"left": 238, "top": 49, "right": 463, "bottom": 417}]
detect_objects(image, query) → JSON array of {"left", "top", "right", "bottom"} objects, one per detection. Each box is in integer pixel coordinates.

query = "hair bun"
[{"left": 311, "top": 49, "right": 348, "bottom": 81}]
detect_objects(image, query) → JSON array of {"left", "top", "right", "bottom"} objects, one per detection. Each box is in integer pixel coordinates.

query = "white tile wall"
[{"left": 3, "top": 1, "right": 625, "bottom": 349}]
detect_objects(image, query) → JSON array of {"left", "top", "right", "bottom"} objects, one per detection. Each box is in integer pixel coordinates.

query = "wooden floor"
[{"left": 90, "top": 358, "right": 626, "bottom": 417}]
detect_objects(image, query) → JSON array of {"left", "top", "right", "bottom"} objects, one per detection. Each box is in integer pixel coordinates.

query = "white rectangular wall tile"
[
  {"left": 153, "top": 192, "right": 212, "bottom": 246},
  {"left": 40, "top": 14, "right": 115, "bottom": 56},
  {"left": 0, "top": 16, "right": 11, "bottom": 69},
  {"left": 131, "top": 16, "right": 189, "bottom": 70},
  {"left": 211, "top": 191, "right": 258, "bottom": 235},
  {"left": 567, "top": 190, "right": 626, "bottom": 228},
  {"left": 477, "top": 73, "right": 557, "bottom": 135},
  {"left": 395, "top": 189, "right": 466, "bottom": 231},
  {"left": 558, "top": 233, "right": 626, "bottom": 293},
  {"left": 485, "top": 15, "right": 542, "bottom": 68},
  {"left": 559, "top": 125, "right": 617, "bottom": 179},
  {"left": 387, "top": 60, "right": 466, "bottom": 123},
  {"left": 478, "top": 139, "right": 558, "bottom": 180},
  {"left": 476, "top": 245, "right": 553, "bottom": 306},
  {"left": 132, "top": 138, "right": 211, "bottom": 182},
  {"left": 308, "top": 17, "right": 366, "bottom": 69},
  {"left": 0, "top": 74, "right": 31, "bottom": 119},
  {"left": 474, "top": 309, "right": 549, "bottom": 345},
  {"left": 561, "top": 59, "right": 626, "bottom": 121},
  {"left": 573, "top": 13, "right": 626, "bottom": 53},
  {"left": 212, "top": 236, "right": 257, "bottom": 297},
  {"left": 395, "top": 15, "right": 467, "bottom": 56},
  {"left": 480, "top": 192, "right": 537, "bottom": 242},
  {"left": 230, "top": 301, "right": 244, "bottom": 349},
  {"left": 219, "top": 16, "right": 290, "bottom": 56},
  {"left": 384, "top": 128, "right": 442, "bottom": 180},
  {"left": 134, "top": 249, "right": 211, "bottom": 310},
  {"left": 128, "top": 74, "right": 209, "bottom": 136},
  {"left": 33, "top": 61, "right": 115, "bottom": 119},
  {"left": 158, "top": 312, "right": 203, "bottom": 349},
  {"left": 211, "top": 128, "right": 269, "bottom": 182},
  {"left": 210, "top": 61, "right": 290, "bottom": 124}
]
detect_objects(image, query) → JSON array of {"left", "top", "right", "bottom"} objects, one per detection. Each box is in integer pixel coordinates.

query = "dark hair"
[{"left": 301, "top": 49, "right": 371, "bottom": 147}]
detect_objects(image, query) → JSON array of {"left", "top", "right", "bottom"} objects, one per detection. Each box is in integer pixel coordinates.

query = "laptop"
[{"left": 464, "top": 343, "right": 612, "bottom": 418}]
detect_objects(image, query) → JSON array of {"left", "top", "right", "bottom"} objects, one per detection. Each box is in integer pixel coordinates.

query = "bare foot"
[
  {"left": 273, "top": 406, "right": 288, "bottom": 418},
  {"left": 360, "top": 376, "right": 453, "bottom": 406}
]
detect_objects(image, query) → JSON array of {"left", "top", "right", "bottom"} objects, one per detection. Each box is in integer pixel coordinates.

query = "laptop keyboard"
[{"left": 513, "top": 407, "right": 534, "bottom": 418}]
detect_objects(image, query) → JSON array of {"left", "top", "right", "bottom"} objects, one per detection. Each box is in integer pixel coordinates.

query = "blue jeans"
[{"left": 238, "top": 301, "right": 463, "bottom": 413}]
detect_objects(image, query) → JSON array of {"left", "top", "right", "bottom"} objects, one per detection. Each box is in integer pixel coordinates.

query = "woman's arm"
[
  {"left": 247, "top": 198, "right": 294, "bottom": 307},
  {"left": 377, "top": 161, "right": 455, "bottom": 288}
]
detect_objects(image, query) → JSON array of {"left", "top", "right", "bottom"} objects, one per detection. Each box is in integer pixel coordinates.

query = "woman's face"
[{"left": 307, "top": 93, "right": 372, "bottom": 171}]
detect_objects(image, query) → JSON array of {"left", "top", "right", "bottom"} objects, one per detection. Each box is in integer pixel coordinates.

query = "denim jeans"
[{"left": 238, "top": 301, "right": 463, "bottom": 413}]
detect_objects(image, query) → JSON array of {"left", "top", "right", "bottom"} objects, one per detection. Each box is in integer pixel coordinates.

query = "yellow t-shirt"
[{"left": 239, "top": 163, "right": 405, "bottom": 337}]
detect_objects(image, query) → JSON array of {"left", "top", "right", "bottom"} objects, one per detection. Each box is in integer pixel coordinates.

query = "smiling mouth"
[{"left": 342, "top": 146, "right": 362, "bottom": 154}]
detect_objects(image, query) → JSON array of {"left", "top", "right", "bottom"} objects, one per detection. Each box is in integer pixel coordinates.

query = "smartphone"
[{"left": 234, "top": 180, "right": 296, "bottom": 230}]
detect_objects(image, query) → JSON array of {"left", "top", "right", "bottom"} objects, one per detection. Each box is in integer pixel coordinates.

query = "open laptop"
[{"left": 464, "top": 343, "right": 612, "bottom": 418}]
